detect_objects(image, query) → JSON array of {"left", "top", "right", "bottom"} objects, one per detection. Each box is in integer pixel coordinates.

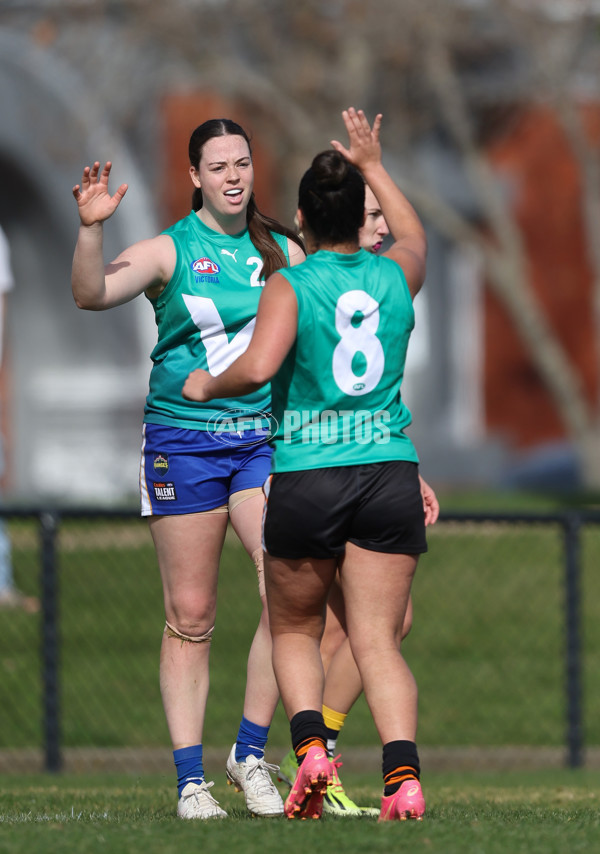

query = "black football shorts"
[{"left": 263, "top": 460, "right": 427, "bottom": 559}]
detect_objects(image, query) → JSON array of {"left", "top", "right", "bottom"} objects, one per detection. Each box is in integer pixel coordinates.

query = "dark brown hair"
[
  {"left": 189, "top": 119, "right": 304, "bottom": 278},
  {"left": 298, "top": 150, "right": 365, "bottom": 245}
]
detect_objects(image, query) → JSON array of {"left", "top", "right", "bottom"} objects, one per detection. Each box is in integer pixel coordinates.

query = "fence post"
[
  {"left": 563, "top": 511, "right": 583, "bottom": 768},
  {"left": 40, "top": 511, "right": 62, "bottom": 773}
]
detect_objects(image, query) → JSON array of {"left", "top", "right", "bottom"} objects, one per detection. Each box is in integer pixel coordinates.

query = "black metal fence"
[{"left": 1, "top": 506, "right": 598, "bottom": 774}]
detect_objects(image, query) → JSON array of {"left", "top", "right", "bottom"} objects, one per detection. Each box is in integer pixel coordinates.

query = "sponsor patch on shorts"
[
  {"left": 153, "top": 481, "right": 177, "bottom": 501},
  {"left": 153, "top": 454, "right": 169, "bottom": 475}
]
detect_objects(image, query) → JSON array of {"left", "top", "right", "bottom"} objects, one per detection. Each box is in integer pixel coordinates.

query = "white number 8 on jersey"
[{"left": 332, "top": 290, "right": 385, "bottom": 396}]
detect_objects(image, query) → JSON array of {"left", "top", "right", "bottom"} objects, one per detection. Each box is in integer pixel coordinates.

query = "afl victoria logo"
[{"left": 191, "top": 257, "right": 220, "bottom": 275}]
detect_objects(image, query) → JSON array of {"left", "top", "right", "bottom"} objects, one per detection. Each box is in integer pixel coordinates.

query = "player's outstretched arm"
[
  {"left": 331, "top": 108, "right": 427, "bottom": 300},
  {"left": 72, "top": 161, "right": 173, "bottom": 310}
]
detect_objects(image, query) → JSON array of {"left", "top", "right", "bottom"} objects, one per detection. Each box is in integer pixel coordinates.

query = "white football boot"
[
  {"left": 177, "top": 780, "right": 227, "bottom": 820},
  {"left": 226, "top": 743, "right": 284, "bottom": 816}
]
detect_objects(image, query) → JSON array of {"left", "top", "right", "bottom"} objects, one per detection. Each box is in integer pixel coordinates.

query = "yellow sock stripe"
[{"left": 322, "top": 705, "right": 347, "bottom": 732}]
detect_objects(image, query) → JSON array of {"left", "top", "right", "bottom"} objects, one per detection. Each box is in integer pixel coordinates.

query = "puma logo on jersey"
[{"left": 220, "top": 248, "right": 239, "bottom": 262}]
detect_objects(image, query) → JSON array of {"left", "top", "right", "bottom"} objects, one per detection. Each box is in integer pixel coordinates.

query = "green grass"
[{"left": 1, "top": 769, "right": 600, "bottom": 853}]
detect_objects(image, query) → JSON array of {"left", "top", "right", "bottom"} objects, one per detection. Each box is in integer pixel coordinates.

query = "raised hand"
[
  {"left": 330, "top": 108, "right": 383, "bottom": 172},
  {"left": 72, "top": 161, "right": 128, "bottom": 226}
]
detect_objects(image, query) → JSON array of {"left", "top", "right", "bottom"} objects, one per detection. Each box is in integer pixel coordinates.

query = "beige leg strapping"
[
  {"left": 252, "top": 547, "right": 266, "bottom": 599},
  {"left": 228, "top": 486, "right": 262, "bottom": 512},
  {"left": 164, "top": 621, "right": 215, "bottom": 644}
]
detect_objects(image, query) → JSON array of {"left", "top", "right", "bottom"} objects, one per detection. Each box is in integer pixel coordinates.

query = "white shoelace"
[
  {"left": 183, "top": 780, "right": 220, "bottom": 805},
  {"left": 245, "top": 758, "right": 281, "bottom": 794}
]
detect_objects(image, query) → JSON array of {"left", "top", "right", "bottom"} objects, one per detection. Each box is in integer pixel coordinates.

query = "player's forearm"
[
  {"left": 71, "top": 223, "right": 110, "bottom": 310},
  {"left": 204, "top": 352, "right": 267, "bottom": 401}
]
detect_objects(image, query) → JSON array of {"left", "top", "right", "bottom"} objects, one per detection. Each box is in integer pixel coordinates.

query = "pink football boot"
[
  {"left": 378, "top": 779, "right": 425, "bottom": 822},
  {"left": 284, "top": 744, "right": 333, "bottom": 820}
]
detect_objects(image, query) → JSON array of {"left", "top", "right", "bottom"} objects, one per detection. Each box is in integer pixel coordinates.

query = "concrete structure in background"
[{"left": 0, "top": 31, "right": 157, "bottom": 502}]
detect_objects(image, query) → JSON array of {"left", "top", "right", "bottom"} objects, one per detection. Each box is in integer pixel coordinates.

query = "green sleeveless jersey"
[
  {"left": 270, "top": 249, "right": 419, "bottom": 472},
  {"left": 144, "top": 212, "right": 289, "bottom": 430}
]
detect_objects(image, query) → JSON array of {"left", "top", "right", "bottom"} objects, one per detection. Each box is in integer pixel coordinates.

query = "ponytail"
[
  {"left": 246, "top": 196, "right": 304, "bottom": 279},
  {"left": 192, "top": 187, "right": 203, "bottom": 212}
]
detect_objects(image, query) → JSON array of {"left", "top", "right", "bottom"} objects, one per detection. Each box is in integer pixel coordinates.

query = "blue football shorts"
[{"left": 139, "top": 423, "right": 272, "bottom": 516}]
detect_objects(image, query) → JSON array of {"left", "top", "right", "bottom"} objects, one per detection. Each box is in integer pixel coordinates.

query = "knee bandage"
[{"left": 164, "top": 621, "right": 214, "bottom": 644}]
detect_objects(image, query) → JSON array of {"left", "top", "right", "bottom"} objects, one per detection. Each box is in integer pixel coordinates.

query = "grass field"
[{"left": 1, "top": 768, "right": 600, "bottom": 853}]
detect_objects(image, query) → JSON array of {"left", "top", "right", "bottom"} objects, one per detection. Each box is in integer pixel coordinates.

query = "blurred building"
[
  {"left": 0, "top": 26, "right": 156, "bottom": 502},
  {"left": 484, "top": 106, "right": 600, "bottom": 489}
]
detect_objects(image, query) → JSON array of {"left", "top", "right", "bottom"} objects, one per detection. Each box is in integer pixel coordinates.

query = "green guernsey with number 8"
[{"left": 270, "top": 248, "right": 419, "bottom": 471}]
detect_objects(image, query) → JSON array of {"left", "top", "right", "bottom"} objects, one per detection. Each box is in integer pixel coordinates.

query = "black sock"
[
  {"left": 290, "top": 710, "right": 327, "bottom": 764},
  {"left": 382, "top": 740, "right": 420, "bottom": 796}
]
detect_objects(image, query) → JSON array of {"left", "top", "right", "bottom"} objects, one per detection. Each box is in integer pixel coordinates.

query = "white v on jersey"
[{"left": 144, "top": 212, "right": 289, "bottom": 430}]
